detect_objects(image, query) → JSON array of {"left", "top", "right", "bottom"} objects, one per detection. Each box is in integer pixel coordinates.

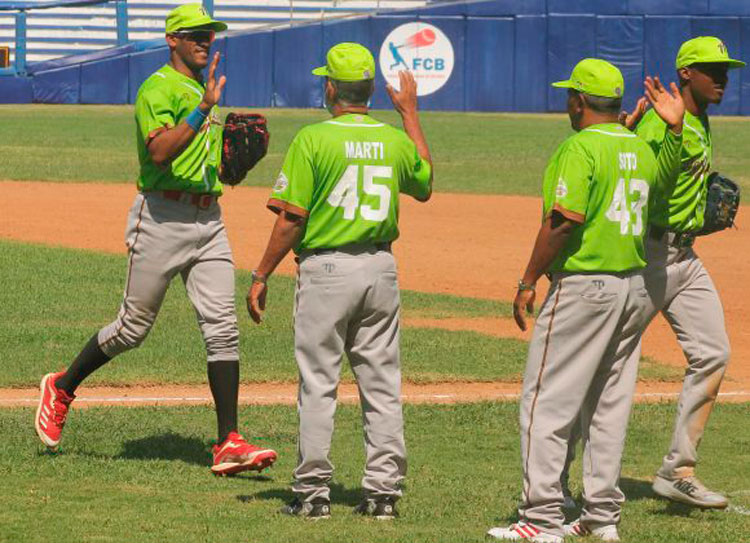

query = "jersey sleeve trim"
[
  {"left": 267, "top": 198, "right": 310, "bottom": 218},
  {"left": 549, "top": 204, "right": 585, "bottom": 224}
]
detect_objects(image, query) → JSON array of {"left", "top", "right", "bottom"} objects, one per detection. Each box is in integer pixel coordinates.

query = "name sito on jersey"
[{"left": 345, "top": 141, "right": 385, "bottom": 160}]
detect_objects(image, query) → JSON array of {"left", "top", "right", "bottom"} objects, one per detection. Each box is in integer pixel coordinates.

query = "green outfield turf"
[
  {"left": 1, "top": 402, "right": 748, "bottom": 543},
  {"left": 1, "top": 105, "right": 749, "bottom": 198},
  {"left": 0, "top": 240, "right": 682, "bottom": 387}
]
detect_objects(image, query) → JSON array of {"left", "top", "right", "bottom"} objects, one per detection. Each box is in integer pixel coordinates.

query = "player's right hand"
[
  {"left": 386, "top": 70, "right": 418, "bottom": 116},
  {"left": 618, "top": 96, "right": 649, "bottom": 130},
  {"left": 200, "top": 52, "right": 226, "bottom": 111},
  {"left": 247, "top": 282, "right": 267, "bottom": 324},
  {"left": 513, "top": 288, "right": 535, "bottom": 332}
]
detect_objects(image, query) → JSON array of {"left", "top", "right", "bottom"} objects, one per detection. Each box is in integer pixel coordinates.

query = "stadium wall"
[{"left": 3, "top": 0, "right": 750, "bottom": 114}]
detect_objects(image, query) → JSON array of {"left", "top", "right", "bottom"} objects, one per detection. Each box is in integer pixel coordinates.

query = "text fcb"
[{"left": 379, "top": 22, "right": 454, "bottom": 96}]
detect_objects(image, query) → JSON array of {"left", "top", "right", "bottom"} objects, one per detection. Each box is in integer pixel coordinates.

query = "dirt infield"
[{"left": 1, "top": 180, "right": 748, "bottom": 398}]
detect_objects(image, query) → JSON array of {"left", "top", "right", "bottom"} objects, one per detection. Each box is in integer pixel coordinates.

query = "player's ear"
[
  {"left": 165, "top": 33, "right": 178, "bottom": 50},
  {"left": 325, "top": 79, "right": 337, "bottom": 103},
  {"left": 677, "top": 67, "right": 691, "bottom": 86}
]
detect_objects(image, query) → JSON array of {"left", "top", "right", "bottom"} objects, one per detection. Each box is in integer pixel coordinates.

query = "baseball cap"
[
  {"left": 312, "top": 42, "right": 376, "bottom": 82},
  {"left": 165, "top": 4, "right": 227, "bottom": 34},
  {"left": 675, "top": 36, "right": 745, "bottom": 69},
  {"left": 552, "top": 58, "right": 624, "bottom": 99}
]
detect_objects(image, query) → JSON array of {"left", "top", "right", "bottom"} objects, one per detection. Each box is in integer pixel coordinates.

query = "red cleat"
[
  {"left": 211, "top": 432, "right": 277, "bottom": 476},
  {"left": 35, "top": 372, "right": 75, "bottom": 451}
]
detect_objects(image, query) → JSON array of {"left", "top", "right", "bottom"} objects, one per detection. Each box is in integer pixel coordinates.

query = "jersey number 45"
[{"left": 327, "top": 164, "right": 393, "bottom": 222}]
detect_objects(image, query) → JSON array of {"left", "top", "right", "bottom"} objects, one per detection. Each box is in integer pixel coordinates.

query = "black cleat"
[
  {"left": 353, "top": 497, "right": 399, "bottom": 520},
  {"left": 280, "top": 498, "right": 331, "bottom": 519}
]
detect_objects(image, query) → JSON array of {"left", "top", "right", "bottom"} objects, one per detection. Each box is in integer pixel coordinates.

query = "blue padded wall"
[
  {"left": 272, "top": 24, "right": 323, "bottom": 107},
  {"left": 548, "top": 15, "right": 596, "bottom": 111},
  {"left": 128, "top": 47, "right": 169, "bottom": 103},
  {"left": 0, "top": 76, "right": 32, "bottom": 103},
  {"left": 644, "top": 17, "right": 691, "bottom": 84},
  {"left": 741, "top": 18, "right": 750, "bottom": 114},
  {"left": 80, "top": 55, "right": 129, "bottom": 104},
  {"left": 466, "top": 0, "right": 545, "bottom": 16},
  {"left": 628, "top": 0, "right": 709, "bottom": 16},
  {"left": 514, "top": 15, "right": 547, "bottom": 112},
  {"left": 33, "top": 65, "right": 80, "bottom": 103},
  {"left": 596, "top": 16, "right": 644, "bottom": 109},
  {"left": 710, "top": 0, "right": 750, "bottom": 16},
  {"left": 691, "top": 17, "right": 741, "bottom": 115},
  {"left": 548, "top": 0, "right": 627, "bottom": 16},
  {"left": 465, "top": 17, "right": 513, "bottom": 111},
  {"left": 224, "top": 31, "right": 274, "bottom": 107}
]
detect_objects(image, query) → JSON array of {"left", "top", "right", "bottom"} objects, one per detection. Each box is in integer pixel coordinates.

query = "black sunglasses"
[{"left": 171, "top": 30, "right": 215, "bottom": 43}]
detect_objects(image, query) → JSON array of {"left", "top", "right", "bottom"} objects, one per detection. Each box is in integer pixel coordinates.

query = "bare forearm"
[
  {"left": 401, "top": 111, "right": 431, "bottom": 166},
  {"left": 521, "top": 216, "right": 577, "bottom": 285},
  {"left": 148, "top": 123, "right": 200, "bottom": 166},
  {"left": 256, "top": 212, "right": 305, "bottom": 278}
]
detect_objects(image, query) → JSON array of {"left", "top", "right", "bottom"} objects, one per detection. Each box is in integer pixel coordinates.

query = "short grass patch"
[
  {"left": 0, "top": 402, "right": 748, "bottom": 543},
  {"left": 1, "top": 105, "right": 749, "bottom": 198}
]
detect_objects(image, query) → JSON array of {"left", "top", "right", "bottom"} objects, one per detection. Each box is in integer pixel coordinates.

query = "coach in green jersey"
[
  {"left": 632, "top": 37, "right": 744, "bottom": 509},
  {"left": 248, "top": 42, "right": 432, "bottom": 519},
  {"left": 488, "top": 59, "right": 684, "bottom": 542},
  {"left": 34, "top": 4, "right": 279, "bottom": 477}
]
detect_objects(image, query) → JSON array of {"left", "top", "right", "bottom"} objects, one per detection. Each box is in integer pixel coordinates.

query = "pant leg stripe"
[
  {"left": 522, "top": 279, "right": 563, "bottom": 509},
  {"left": 99, "top": 196, "right": 146, "bottom": 350}
]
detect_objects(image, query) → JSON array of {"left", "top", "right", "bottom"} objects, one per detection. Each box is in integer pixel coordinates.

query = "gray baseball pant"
[
  {"left": 97, "top": 192, "right": 239, "bottom": 362},
  {"left": 643, "top": 233, "right": 730, "bottom": 479},
  {"left": 562, "top": 234, "right": 730, "bottom": 483},
  {"left": 518, "top": 272, "right": 647, "bottom": 538},
  {"left": 292, "top": 247, "right": 406, "bottom": 502}
]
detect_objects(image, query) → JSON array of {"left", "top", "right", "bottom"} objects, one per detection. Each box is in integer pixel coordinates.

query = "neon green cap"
[
  {"left": 312, "top": 42, "right": 376, "bottom": 82},
  {"left": 165, "top": 3, "right": 227, "bottom": 34},
  {"left": 675, "top": 36, "right": 745, "bottom": 69},
  {"left": 552, "top": 58, "right": 624, "bottom": 99}
]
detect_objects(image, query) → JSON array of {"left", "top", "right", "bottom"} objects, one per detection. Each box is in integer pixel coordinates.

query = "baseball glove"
[
  {"left": 220, "top": 113, "right": 270, "bottom": 186},
  {"left": 698, "top": 172, "right": 740, "bottom": 236}
]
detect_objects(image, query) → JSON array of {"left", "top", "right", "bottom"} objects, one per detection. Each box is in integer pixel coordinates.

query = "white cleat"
[
  {"left": 652, "top": 475, "right": 728, "bottom": 509},
  {"left": 486, "top": 522, "right": 563, "bottom": 542},
  {"left": 564, "top": 519, "right": 620, "bottom": 541}
]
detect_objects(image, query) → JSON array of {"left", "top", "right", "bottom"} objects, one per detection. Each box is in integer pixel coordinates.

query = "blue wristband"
[{"left": 186, "top": 106, "right": 208, "bottom": 132}]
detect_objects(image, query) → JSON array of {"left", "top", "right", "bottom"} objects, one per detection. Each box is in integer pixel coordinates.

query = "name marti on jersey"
[{"left": 345, "top": 141, "right": 385, "bottom": 160}]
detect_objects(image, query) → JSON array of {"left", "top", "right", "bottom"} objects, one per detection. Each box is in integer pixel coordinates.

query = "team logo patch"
[
  {"left": 718, "top": 41, "right": 727, "bottom": 55},
  {"left": 273, "top": 172, "right": 289, "bottom": 192},
  {"left": 379, "top": 22, "right": 454, "bottom": 96},
  {"left": 556, "top": 177, "right": 568, "bottom": 198}
]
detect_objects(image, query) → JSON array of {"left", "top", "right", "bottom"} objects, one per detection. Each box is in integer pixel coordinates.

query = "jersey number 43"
[
  {"left": 327, "top": 164, "right": 393, "bottom": 222},
  {"left": 606, "top": 177, "right": 650, "bottom": 236}
]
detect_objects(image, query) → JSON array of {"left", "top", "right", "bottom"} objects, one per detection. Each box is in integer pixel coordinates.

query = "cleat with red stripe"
[
  {"left": 35, "top": 371, "right": 75, "bottom": 451},
  {"left": 564, "top": 519, "right": 619, "bottom": 541},
  {"left": 486, "top": 521, "right": 562, "bottom": 542},
  {"left": 211, "top": 432, "right": 278, "bottom": 476}
]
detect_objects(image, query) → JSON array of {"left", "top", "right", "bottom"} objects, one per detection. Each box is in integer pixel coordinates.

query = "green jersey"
[
  {"left": 636, "top": 109, "right": 711, "bottom": 232},
  {"left": 268, "top": 113, "right": 431, "bottom": 251},
  {"left": 135, "top": 64, "right": 224, "bottom": 195},
  {"left": 542, "top": 123, "right": 658, "bottom": 273}
]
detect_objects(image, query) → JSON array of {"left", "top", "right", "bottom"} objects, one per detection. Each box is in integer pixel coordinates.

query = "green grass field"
[
  {"left": 2, "top": 105, "right": 749, "bottom": 197},
  {"left": 1, "top": 402, "right": 748, "bottom": 543},
  {"left": 0, "top": 240, "right": 682, "bottom": 387},
  {"left": 1, "top": 105, "right": 747, "bottom": 543}
]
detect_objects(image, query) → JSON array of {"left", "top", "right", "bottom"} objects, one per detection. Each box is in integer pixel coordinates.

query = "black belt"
[
  {"left": 311, "top": 242, "right": 392, "bottom": 255},
  {"left": 648, "top": 226, "right": 695, "bottom": 248}
]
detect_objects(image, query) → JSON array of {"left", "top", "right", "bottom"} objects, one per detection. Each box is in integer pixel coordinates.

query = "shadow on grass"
[
  {"left": 116, "top": 432, "right": 210, "bottom": 465},
  {"left": 621, "top": 477, "right": 657, "bottom": 501},
  {"left": 239, "top": 482, "right": 363, "bottom": 507}
]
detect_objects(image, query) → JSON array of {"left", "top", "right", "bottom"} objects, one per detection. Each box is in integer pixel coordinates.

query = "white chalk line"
[{"left": 1, "top": 390, "right": 748, "bottom": 405}]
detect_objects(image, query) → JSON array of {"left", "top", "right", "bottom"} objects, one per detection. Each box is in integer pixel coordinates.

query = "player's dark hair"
[
  {"left": 330, "top": 78, "right": 375, "bottom": 106},
  {"left": 582, "top": 93, "right": 622, "bottom": 114}
]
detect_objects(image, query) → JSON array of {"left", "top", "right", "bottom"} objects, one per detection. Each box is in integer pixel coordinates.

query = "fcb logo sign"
[{"left": 379, "top": 22, "right": 454, "bottom": 96}]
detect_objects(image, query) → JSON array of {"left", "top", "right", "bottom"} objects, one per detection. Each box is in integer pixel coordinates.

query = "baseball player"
[
  {"left": 247, "top": 42, "right": 432, "bottom": 519},
  {"left": 561, "top": 37, "right": 745, "bottom": 511},
  {"left": 34, "top": 4, "right": 277, "bottom": 476},
  {"left": 487, "top": 59, "right": 684, "bottom": 542}
]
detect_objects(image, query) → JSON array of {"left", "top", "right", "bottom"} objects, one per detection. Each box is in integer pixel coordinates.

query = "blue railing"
[{"left": 0, "top": 0, "right": 128, "bottom": 75}]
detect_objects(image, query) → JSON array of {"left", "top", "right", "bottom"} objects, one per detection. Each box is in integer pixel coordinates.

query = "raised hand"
[
  {"left": 644, "top": 76, "right": 684, "bottom": 132},
  {"left": 386, "top": 70, "right": 418, "bottom": 117},
  {"left": 618, "top": 96, "right": 649, "bottom": 130},
  {"left": 200, "top": 52, "right": 226, "bottom": 111}
]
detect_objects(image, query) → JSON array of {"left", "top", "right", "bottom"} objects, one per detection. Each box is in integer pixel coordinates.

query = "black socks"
[
  {"left": 208, "top": 359, "right": 240, "bottom": 443},
  {"left": 55, "top": 333, "right": 112, "bottom": 396}
]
